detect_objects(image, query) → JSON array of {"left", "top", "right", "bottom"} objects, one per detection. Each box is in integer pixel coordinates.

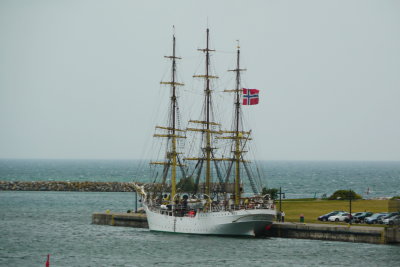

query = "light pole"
[
  {"left": 135, "top": 190, "right": 138, "bottom": 213},
  {"left": 278, "top": 187, "right": 286, "bottom": 221},
  {"left": 349, "top": 189, "right": 352, "bottom": 225}
]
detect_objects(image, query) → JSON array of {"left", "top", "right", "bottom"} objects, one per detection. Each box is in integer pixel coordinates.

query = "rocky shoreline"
[{"left": 0, "top": 181, "right": 138, "bottom": 192}]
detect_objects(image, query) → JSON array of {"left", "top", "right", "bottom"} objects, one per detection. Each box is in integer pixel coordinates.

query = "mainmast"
[
  {"left": 234, "top": 45, "right": 242, "bottom": 205},
  {"left": 186, "top": 28, "right": 219, "bottom": 198},
  {"left": 152, "top": 32, "right": 185, "bottom": 202},
  {"left": 170, "top": 35, "right": 178, "bottom": 200},
  {"left": 205, "top": 29, "right": 212, "bottom": 197}
]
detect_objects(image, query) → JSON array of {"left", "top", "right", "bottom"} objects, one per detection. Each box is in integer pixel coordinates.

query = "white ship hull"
[{"left": 144, "top": 205, "right": 276, "bottom": 237}]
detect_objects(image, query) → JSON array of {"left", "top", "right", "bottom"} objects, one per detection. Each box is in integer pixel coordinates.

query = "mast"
[
  {"left": 205, "top": 28, "right": 212, "bottom": 197},
  {"left": 171, "top": 34, "right": 178, "bottom": 200},
  {"left": 185, "top": 28, "right": 236, "bottom": 199},
  {"left": 223, "top": 41, "right": 248, "bottom": 205},
  {"left": 234, "top": 45, "right": 241, "bottom": 205},
  {"left": 186, "top": 28, "right": 219, "bottom": 198},
  {"left": 152, "top": 31, "right": 185, "bottom": 202}
]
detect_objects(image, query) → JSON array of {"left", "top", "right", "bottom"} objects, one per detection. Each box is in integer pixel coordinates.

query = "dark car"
[
  {"left": 365, "top": 213, "right": 388, "bottom": 224},
  {"left": 344, "top": 212, "right": 363, "bottom": 223},
  {"left": 318, "top": 211, "right": 343, "bottom": 222},
  {"left": 377, "top": 212, "right": 399, "bottom": 224},
  {"left": 353, "top": 212, "right": 373, "bottom": 223}
]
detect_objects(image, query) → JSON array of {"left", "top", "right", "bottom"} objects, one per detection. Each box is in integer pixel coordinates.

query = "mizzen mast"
[
  {"left": 223, "top": 41, "right": 249, "bottom": 205},
  {"left": 233, "top": 44, "right": 244, "bottom": 205}
]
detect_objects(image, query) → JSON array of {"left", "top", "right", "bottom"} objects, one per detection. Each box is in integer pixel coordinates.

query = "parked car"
[
  {"left": 328, "top": 212, "right": 351, "bottom": 222},
  {"left": 318, "top": 211, "right": 344, "bottom": 222},
  {"left": 353, "top": 212, "right": 373, "bottom": 223},
  {"left": 344, "top": 212, "right": 363, "bottom": 223},
  {"left": 351, "top": 212, "right": 363, "bottom": 217},
  {"left": 344, "top": 212, "right": 362, "bottom": 223},
  {"left": 365, "top": 213, "right": 388, "bottom": 224},
  {"left": 383, "top": 215, "right": 400, "bottom": 225},
  {"left": 377, "top": 212, "right": 399, "bottom": 224}
]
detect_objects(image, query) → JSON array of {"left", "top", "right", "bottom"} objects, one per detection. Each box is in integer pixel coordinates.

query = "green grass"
[{"left": 279, "top": 199, "right": 389, "bottom": 224}]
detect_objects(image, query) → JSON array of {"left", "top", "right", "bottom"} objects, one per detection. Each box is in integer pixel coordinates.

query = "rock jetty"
[{"left": 0, "top": 181, "right": 139, "bottom": 192}]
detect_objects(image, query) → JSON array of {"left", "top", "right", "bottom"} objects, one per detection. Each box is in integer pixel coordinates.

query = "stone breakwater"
[{"left": 0, "top": 181, "right": 139, "bottom": 192}]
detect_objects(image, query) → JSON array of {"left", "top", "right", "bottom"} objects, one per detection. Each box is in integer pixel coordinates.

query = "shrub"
[{"left": 328, "top": 190, "right": 362, "bottom": 200}]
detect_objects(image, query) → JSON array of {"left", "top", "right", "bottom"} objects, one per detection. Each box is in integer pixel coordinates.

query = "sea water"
[
  {"left": 1, "top": 160, "right": 400, "bottom": 266},
  {"left": 1, "top": 159, "right": 399, "bottom": 198},
  {"left": 0, "top": 191, "right": 399, "bottom": 266}
]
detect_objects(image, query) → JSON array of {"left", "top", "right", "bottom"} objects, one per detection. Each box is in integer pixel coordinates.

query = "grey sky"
[{"left": 0, "top": 0, "right": 399, "bottom": 161}]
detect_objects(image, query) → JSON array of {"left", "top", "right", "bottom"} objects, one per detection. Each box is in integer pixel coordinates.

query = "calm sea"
[
  {"left": 1, "top": 160, "right": 400, "bottom": 266},
  {"left": 0, "top": 191, "right": 399, "bottom": 266}
]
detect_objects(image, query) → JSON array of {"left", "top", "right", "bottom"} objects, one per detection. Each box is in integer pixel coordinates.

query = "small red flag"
[
  {"left": 242, "top": 88, "right": 259, "bottom": 105},
  {"left": 45, "top": 254, "right": 50, "bottom": 267}
]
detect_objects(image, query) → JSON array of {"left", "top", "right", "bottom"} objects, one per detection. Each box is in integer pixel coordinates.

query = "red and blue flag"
[{"left": 242, "top": 88, "right": 259, "bottom": 105}]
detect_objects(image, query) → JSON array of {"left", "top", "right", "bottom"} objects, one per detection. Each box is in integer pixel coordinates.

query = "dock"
[
  {"left": 92, "top": 212, "right": 148, "bottom": 228},
  {"left": 92, "top": 212, "right": 400, "bottom": 244},
  {"left": 269, "top": 222, "right": 400, "bottom": 244}
]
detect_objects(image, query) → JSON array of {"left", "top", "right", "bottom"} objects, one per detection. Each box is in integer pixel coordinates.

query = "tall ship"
[{"left": 134, "top": 29, "right": 276, "bottom": 236}]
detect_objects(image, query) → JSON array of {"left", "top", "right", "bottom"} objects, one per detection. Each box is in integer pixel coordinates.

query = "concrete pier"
[
  {"left": 269, "top": 222, "right": 386, "bottom": 244},
  {"left": 91, "top": 212, "right": 399, "bottom": 244},
  {"left": 92, "top": 212, "right": 148, "bottom": 228}
]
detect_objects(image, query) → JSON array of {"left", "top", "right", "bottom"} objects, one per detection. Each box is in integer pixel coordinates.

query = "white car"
[
  {"left": 328, "top": 212, "right": 350, "bottom": 222},
  {"left": 383, "top": 215, "right": 400, "bottom": 225}
]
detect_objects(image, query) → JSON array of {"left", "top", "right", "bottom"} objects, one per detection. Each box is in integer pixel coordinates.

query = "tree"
[
  {"left": 176, "top": 177, "right": 195, "bottom": 193},
  {"left": 328, "top": 190, "right": 362, "bottom": 200},
  {"left": 262, "top": 187, "right": 278, "bottom": 200}
]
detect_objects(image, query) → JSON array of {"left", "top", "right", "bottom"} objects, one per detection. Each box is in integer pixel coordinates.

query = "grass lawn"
[{"left": 279, "top": 199, "right": 389, "bottom": 224}]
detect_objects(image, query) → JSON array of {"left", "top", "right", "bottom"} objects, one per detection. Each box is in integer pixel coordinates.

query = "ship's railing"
[
  {"left": 223, "top": 203, "right": 275, "bottom": 211},
  {"left": 202, "top": 202, "right": 275, "bottom": 213},
  {"left": 146, "top": 201, "right": 275, "bottom": 216},
  {"left": 147, "top": 203, "right": 192, "bottom": 217}
]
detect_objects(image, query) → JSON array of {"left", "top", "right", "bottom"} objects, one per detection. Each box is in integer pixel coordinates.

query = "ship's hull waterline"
[{"left": 144, "top": 205, "right": 276, "bottom": 237}]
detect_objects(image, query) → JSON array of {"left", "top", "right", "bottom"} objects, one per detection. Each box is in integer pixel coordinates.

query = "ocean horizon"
[{"left": 1, "top": 159, "right": 399, "bottom": 199}]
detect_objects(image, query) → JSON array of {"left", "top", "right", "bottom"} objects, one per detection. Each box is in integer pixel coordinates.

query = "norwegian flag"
[{"left": 242, "top": 88, "right": 259, "bottom": 105}]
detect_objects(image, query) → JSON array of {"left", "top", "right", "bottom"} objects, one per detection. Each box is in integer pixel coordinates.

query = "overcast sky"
[{"left": 1, "top": 0, "right": 399, "bottom": 161}]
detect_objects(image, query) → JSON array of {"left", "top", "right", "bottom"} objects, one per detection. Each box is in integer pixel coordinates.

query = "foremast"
[
  {"left": 202, "top": 28, "right": 213, "bottom": 197},
  {"left": 151, "top": 33, "right": 185, "bottom": 201}
]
